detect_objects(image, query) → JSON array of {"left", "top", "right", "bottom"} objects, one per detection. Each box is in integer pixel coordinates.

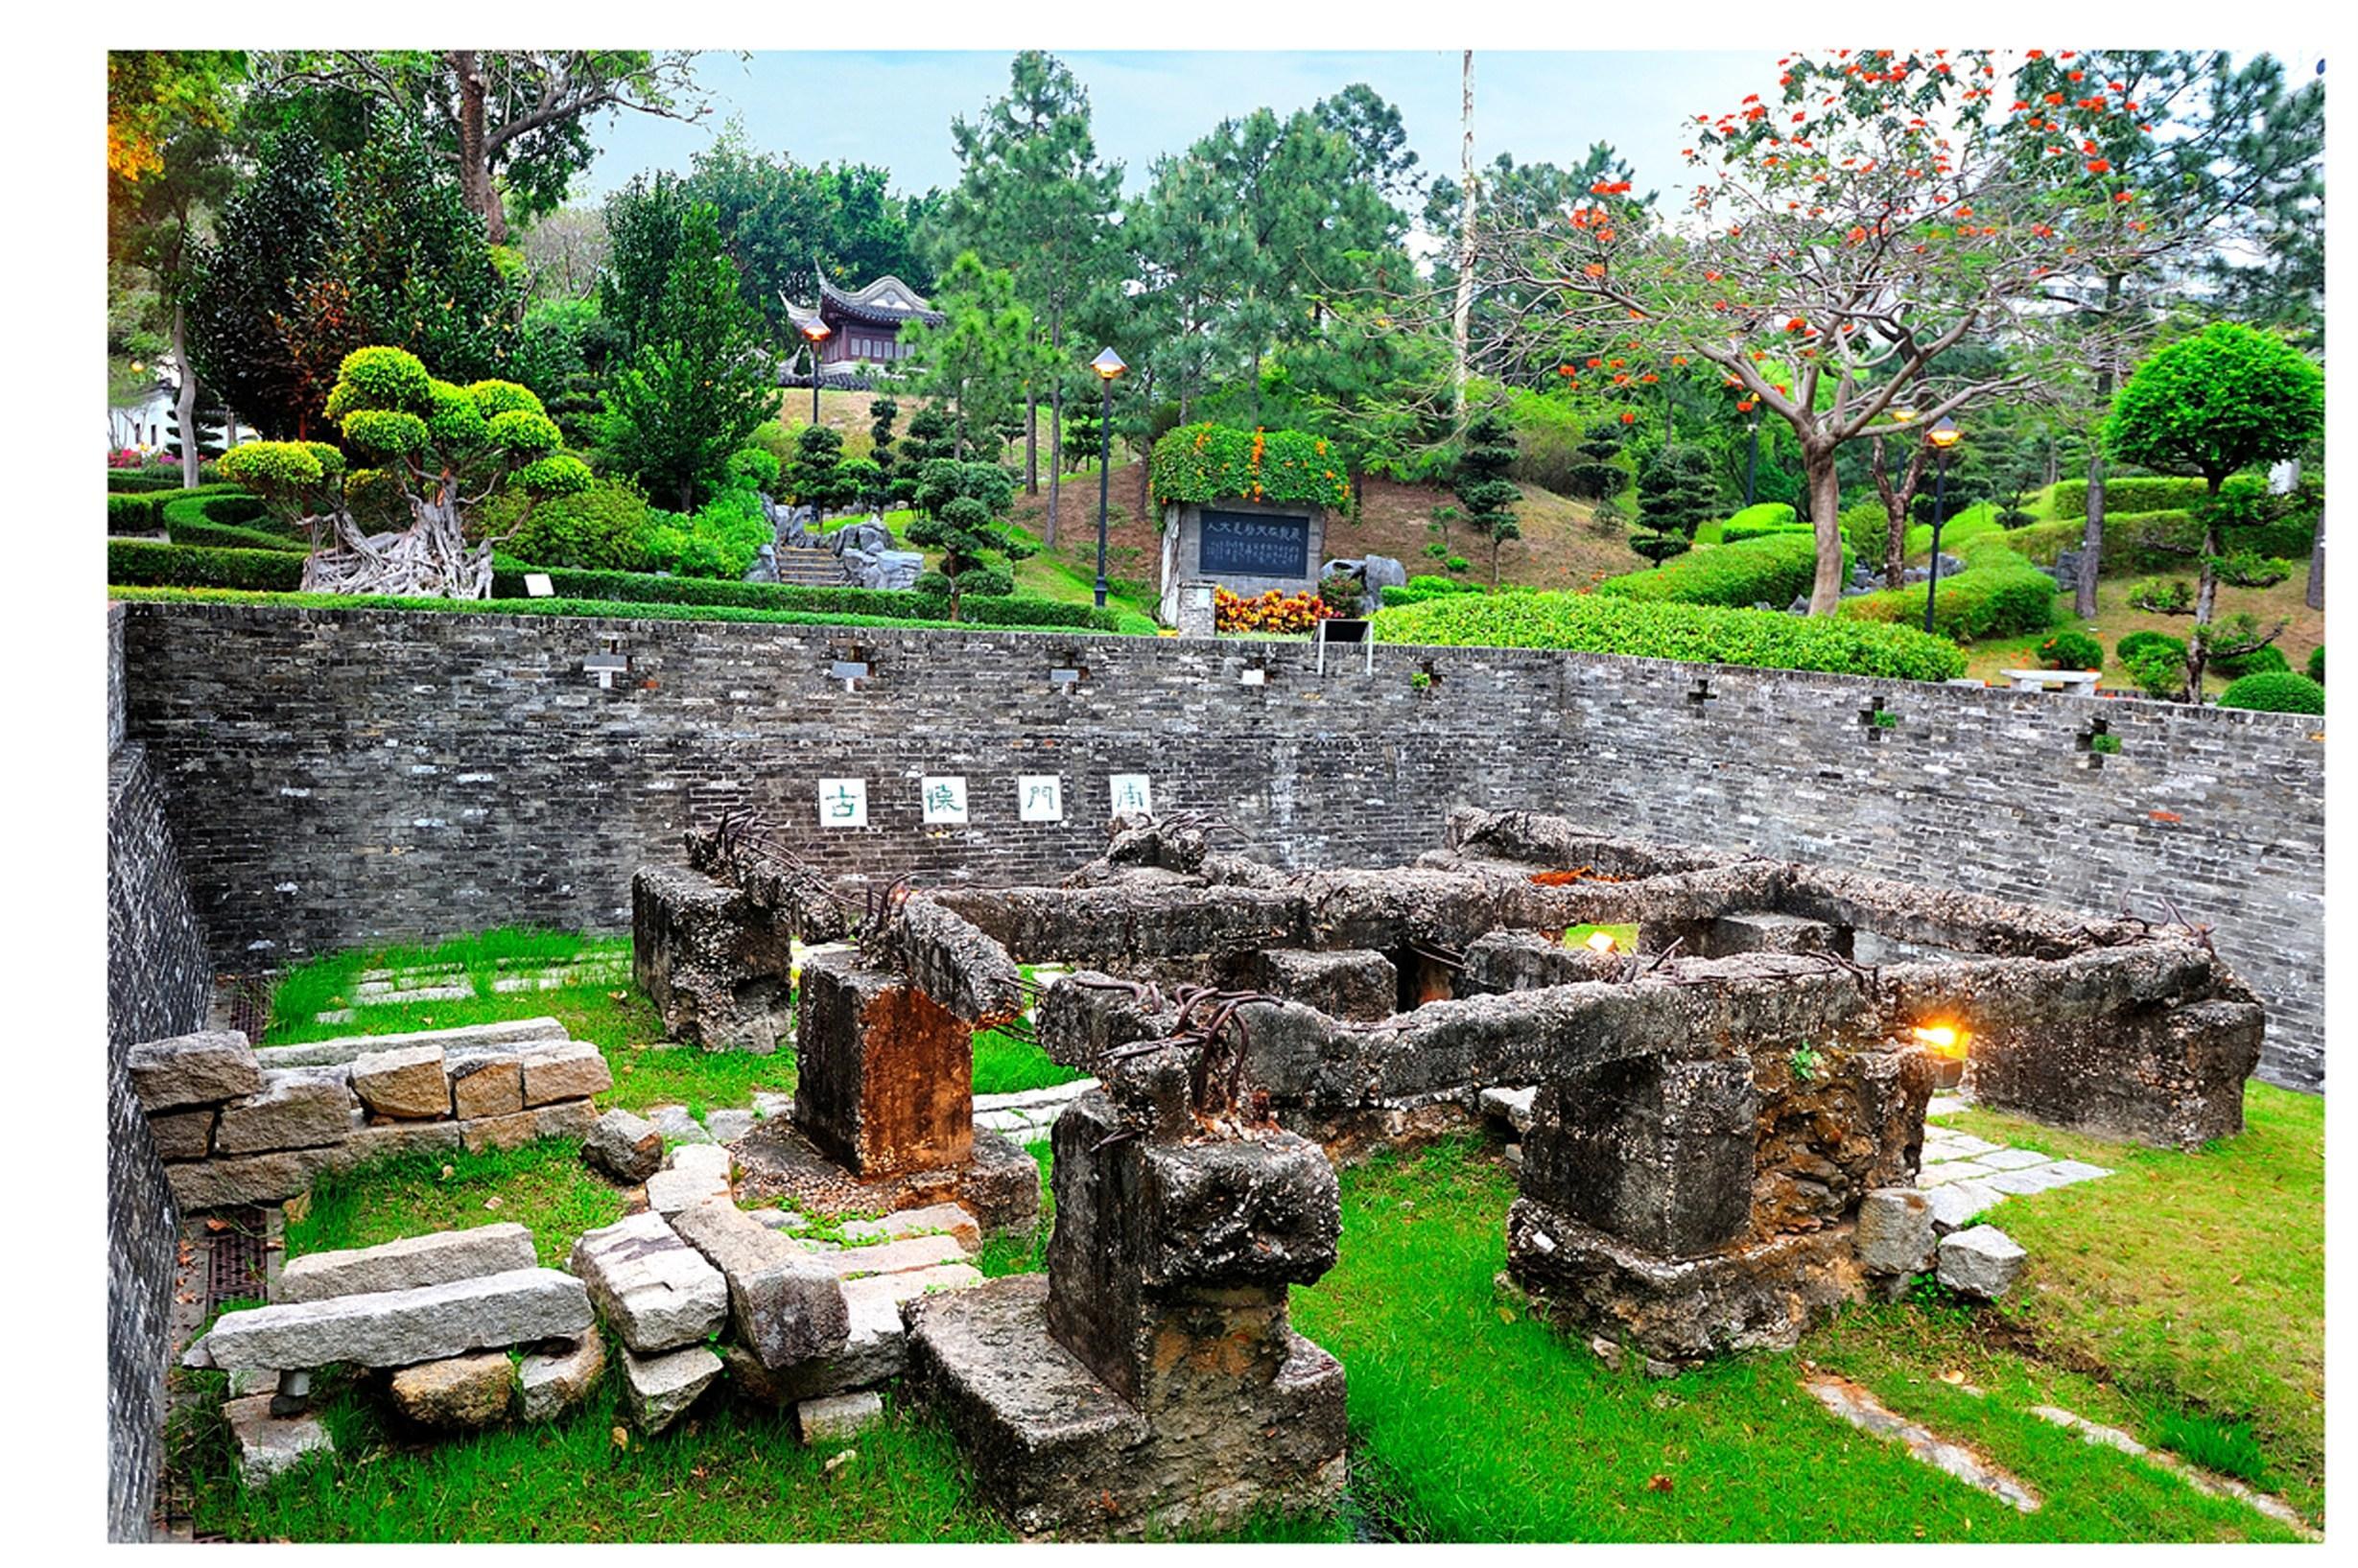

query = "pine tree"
[
  {"left": 1566, "top": 417, "right": 1631, "bottom": 504},
  {"left": 1453, "top": 409, "right": 1522, "bottom": 583},
  {"left": 1632, "top": 443, "right": 1720, "bottom": 569},
  {"left": 868, "top": 395, "right": 899, "bottom": 499}
]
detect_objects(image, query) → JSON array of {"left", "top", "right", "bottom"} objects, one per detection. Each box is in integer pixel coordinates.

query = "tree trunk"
[
  {"left": 1048, "top": 384, "right": 1063, "bottom": 548},
  {"left": 172, "top": 306, "right": 200, "bottom": 490},
  {"left": 2076, "top": 273, "right": 2123, "bottom": 620},
  {"left": 451, "top": 52, "right": 505, "bottom": 246},
  {"left": 2184, "top": 476, "right": 2226, "bottom": 701},
  {"left": 1450, "top": 50, "right": 1477, "bottom": 422},
  {"left": 1025, "top": 385, "right": 1039, "bottom": 495},
  {"left": 2306, "top": 507, "right": 2324, "bottom": 611},
  {"left": 1804, "top": 447, "right": 1844, "bottom": 616}
]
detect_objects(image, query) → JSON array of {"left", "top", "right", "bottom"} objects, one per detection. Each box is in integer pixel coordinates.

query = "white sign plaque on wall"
[
  {"left": 1017, "top": 775, "right": 1064, "bottom": 823},
  {"left": 817, "top": 778, "right": 868, "bottom": 829},
  {"left": 1109, "top": 774, "right": 1154, "bottom": 816},
  {"left": 921, "top": 775, "right": 970, "bottom": 826}
]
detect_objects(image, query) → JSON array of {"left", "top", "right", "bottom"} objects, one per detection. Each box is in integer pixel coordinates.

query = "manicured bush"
[
  {"left": 108, "top": 493, "right": 162, "bottom": 532},
  {"left": 483, "top": 562, "right": 1121, "bottom": 631},
  {"left": 2128, "top": 577, "right": 2197, "bottom": 614},
  {"left": 2116, "top": 630, "right": 2186, "bottom": 667},
  {"left": 2307, "top": 645, "right": 2323, "bottom": 685},
  {"left": 1840, "top": 500, "right": 1888, "bottom": 563},
  {"left": 2214, "top": 552, "right": 2293, "bottom": 589},
  {"left": 2218, "top": 671, "right": 2325, "bottom": 714},
  {"left": 478, "top": 478, "right": 657, "bottom": 573},
  {"left": 108, "top": 540, "right": 306, "bottom": 592},
  {"left": 1380, "top": 574, "right": 1481, "bottom": 609},
  {"left": 2210, "top": 643, "right": 2288, "bottom": 680},
  {"left": 2122, "top": 644, "right": 2187, "bottom": 699},
  {"left": 1901, "top": 502, "right": 2001, "bottom": 557},
  {"left": 1148, "top": 423, "right": 1352, "bottom": 511},
  {"left": 167, "top": 515, "right": 309, "bottom": 553},
  {"left": 1837, "top": 539, "right": 2058, "bottom": 642},
  {"left": 107, "top": 481, "right": 254, "bottom": 533},
  {"left": 2036, "top": 631, "right": 2105, "bottom": 671},
  {"left": 108, "top": 585, "right": 974, "bottom": 633},
  {"left": 2052, "top": 475, "right": 2215, "bottom": 520},
  {"left": 1594, "top": 531, "right": 1832, "bottom": 610},
  {"left": 1717, "top": 502, "right": 1804, "bottom": 544},
  {"left": 1375, "top": 589, "right": 1965, "bottom": 682}
]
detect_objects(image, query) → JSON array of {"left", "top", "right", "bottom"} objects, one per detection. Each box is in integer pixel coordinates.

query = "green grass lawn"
[{"left": 287, "top": 1140, "right": 625, "bottom": 1270}]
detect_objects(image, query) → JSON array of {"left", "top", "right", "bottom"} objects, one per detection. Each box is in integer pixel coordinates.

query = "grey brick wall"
[
  {"left": 108, "top": 714, "right": 211, "bottom": 1535},
  {"left": 116, "top": 602, "right": 2324, "bottom": 1090}
]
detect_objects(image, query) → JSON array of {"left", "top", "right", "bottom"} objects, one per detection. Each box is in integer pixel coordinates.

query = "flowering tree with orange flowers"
[{"left": 1483, "top": 49, "right": 2163, "bottom": 615}]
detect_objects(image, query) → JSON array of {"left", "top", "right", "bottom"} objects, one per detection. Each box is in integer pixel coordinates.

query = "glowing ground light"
[
  {"left": 1911, "top": 1023, "right": 1970, "bottom": 1059},
  {"left": 1586, "top": 930, "right": 1618, "bottom": 954}
]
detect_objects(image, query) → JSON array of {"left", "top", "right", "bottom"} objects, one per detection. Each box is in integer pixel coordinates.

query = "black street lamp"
[
  {"left": 1090, "top": 347, "right": 1126, "bottom": 607},
  {"left": 1742, "top": 417, "right": 1761, "bottom": 509},
  {"left": 1922, "top": 416, "right": 1964, "bottom": 635},
  {"left": 800, "top": 318, "right": 832, "bottom": 426}
]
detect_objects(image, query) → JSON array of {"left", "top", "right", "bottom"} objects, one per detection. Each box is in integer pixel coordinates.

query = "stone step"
[
  {"left": 254, "top": 1017, "right": 569, "bottom": 1069},
  {"left": 278, "top": 1222, "right": 535, "bottom": 1304},
  {"left": 189, "top": 1267, "right": 593, "bottom": 1372}
]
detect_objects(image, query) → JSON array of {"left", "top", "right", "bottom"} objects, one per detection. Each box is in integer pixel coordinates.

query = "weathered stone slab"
[
  {"left": 195, "top": 1267, "right": 592, "bottom": 1371},
  {"left": 521, "top": 1041, "right": 611, "bottom": 1106},
  {"left": 1936, "top": 1225, "right": 2025, "bottom": 1299},
  {"left": 571, "top": 1211, "right": 727, "bottom": 1353},
  {"left": 389, "top": 1351, "right": 514, "bottom": 1429},
  {"left": 725, "top": 1265, "right": 983, "bottom": 1404},
  {"left": 278, "top": 1223, "right": 536, "bottom": 1304},
  {"left": 351, "top": 1044, "right": 450, "bottom": 1120},
  {"left": 839, "top": 1203, "right": 981, "bottom": 1252},
  {"left": 670, "top": 1143, "right": 733, "bottom": 1184},
  {"left": 1253, "top": 948, "right": 1399, "bottom": 1022},
  {"left": 650, "top": 1105, "right": 714, "bottom": 1145},
  {"left": 331, "top": 1119, "right": 463, "bottom": 1170},
  {"left": 703, "top": 1108, "right": 756, "bottom": 1143},
  {"left": 821, "top": 1233, "right": 970, "bottom": 1279},
  {"left": 130, "top": 1029, "right": 261, "bottom": 1112},
  {"left": 148, "top": 1107, "right": 217, "bottom": 1162},
  {"left": 165, "top": 1148, "right": 335, "bottom": 1211},
  {"left": 517, "top": 1333, "right": 607, "bottom": 1422},
  {"left": 585, "top": 1109, "right": 664, "bottom": 1182},
  {"left": 797, "top": 1390, "right": 884, "bottom": 1443},
  {"left": 450, "top": 1055, "right": 523, "bottom": 1119},
  {"left": 461, "top": 1098, "right": 597, "bottom": 1154},
  {"left": 670, "top": 1197, "right": 852, "bottom": 1369},
  {"left": 1804, "top": 1372, "right": 2040, "bottom": 1511},
  {"left": 253, "top": 1018, "right": 568, "bottom": 1070},
  {"left": 1854, "top": 1188, "right": 1934, "bottom": 1276},
  {"left": 1478, "top": 1086, "right": 1536, "bottom": 1134},
  {"left": 1921, "top": 1179, "right": 2002, "bottom": 1233},
  {"left": 215, "top": 1069, "right": 355, "bottom": 1156},
  {"left": 224, "top": 1392, "right": 333, "bottom": 1486},
  {"left": 621, "top": 1342, "right": 722, "bottom": 1434}
]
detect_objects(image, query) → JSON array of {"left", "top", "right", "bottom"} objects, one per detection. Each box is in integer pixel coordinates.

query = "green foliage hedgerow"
[
  {"left": 2218, "top": 671, "right": 2324, "bottom": 714},
  {"left": 477, "top": 478, "right": 658, "bottom": 573},
  {"left": 484, "top": 563, "right": 1122, "bottom": 631},
  {"left": 1715, "top": 503, "right": 1803, "bottom": 543},
  {"left": 2307, "top": 645, "right": 2323, "bottom": 685},
  {"left": 2116, "top": 631, "right": 2186, "bottom": 667},
  {"left": 2051, "top": 476, "right": 2214, "bottom": 520},
  {"left": 1837, "top": 538, "right": 2058, "bottom": 642},
  {"left": 1379, "top": 574, "right": 1483, "bottom": 609},
  {"left": 1374, "top": 590, "right": 1965, "bottom": 682},
  {"left": 2037, "top": 631, "right": 2105, "bottom": 671},
  {"left": 2210, "top": 642, "right": 2288, "bottom": 680},
  {"left": 108, "top": 541, "right": 306, "bottom": 592},
  {"left": 106, "top": 481, "right": 254, "bottom": 534},
  {"left": 1148, "top": 423, "right": 1352, "bottom": 511},
  {"left": 1595, "top": 531, "right": 1833, "bottom": 610}
]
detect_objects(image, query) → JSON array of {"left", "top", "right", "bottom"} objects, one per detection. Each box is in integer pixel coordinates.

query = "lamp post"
[
  {"left": 799, "top": 318, "right": 832, "bottom": 426},
  {"left": 1922, "top": 416, "right": 1963, "bottom": 635},
  {"left": 1090, "top": 347, "right": 1126, "bottom": 607},
  {"left": 1742, "top": 417, "right": 1761, "bottom": 508}
]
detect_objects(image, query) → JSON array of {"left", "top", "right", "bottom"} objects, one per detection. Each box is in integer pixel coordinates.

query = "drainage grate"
[
  {"left": 221, "top": 975, "right": 274, "bottom": 1042},
  {"left": 204, "top": 1208, "right": 271, "bottom": 1315}
]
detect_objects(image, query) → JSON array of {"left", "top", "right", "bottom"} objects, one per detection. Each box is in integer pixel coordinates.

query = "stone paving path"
[{"left": 1911, "top": 1109, "right": 2113, "bottom": 1230}]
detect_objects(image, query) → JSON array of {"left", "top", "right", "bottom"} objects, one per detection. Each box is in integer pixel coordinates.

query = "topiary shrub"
[
  {"left": 2214, "top": 552, "right": 2293, "bottom": 589},
  {"left": 1149, "top": 423, "right": 1351, "bottom": 511},
  {"left": 108, "top": 540, "right": 307, "bottom": 592},
  {"left": 2219, "top": 671, "right": 2324, "bottom": 714},
  {"left": 2210, "top": 642, "right": 2288, "bottom": 680},
  {"left": 2127, "top": 577, "right": 2197, "bottom": 615},
  {"left": 2116, "top": 630, "right": 2187, "bottom": 667},
  {"left": 2123, "top": 644, "right": 2187, "bottom": 700},
  {"left": 1595, "top": 531, "right": 1829, "bottom": 610},
  {"left": 1836, "top": 540, "right": 2056, "bottom": 642},
  {"left": 1375, "top": 589, "right": 1965, "bottom": 682},
  {"left": 2307, "top": 645, "right": 2323, "bottom": 685},
  {"left": 2051, "top": 475, "right": 2215, "bottom": 520},
  {"left": 1718, "top": 502, "right": 1804, "bottom": 543},
  {"left": 478, "top": 477, "right": 658, "bottom": 573},
  {"left": 2036, "top": 631, "right": 2105, "bottom": 671}
]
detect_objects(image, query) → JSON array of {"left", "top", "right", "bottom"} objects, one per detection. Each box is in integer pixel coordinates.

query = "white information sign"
[
  {"left": 1017, "top": 775, "right": 1065, "bottom": 823},
  {"left": 1109, "top": 774, "right": 1153, "bottom": 816},
  {"left": 920, "top": 775, "right": 970, "bottom": 826},
  {"left": 817, "top": 778, "right": 868, "bottom": 828},
  {"left": 523, "top": 572, "right": 555, "bottom": 597}
]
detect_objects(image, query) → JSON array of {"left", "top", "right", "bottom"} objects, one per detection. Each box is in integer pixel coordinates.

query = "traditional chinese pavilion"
[{"left": 782, "top": 274, "right": 944, "bottom": 369}]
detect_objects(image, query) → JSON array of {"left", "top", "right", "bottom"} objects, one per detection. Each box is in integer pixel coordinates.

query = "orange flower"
[{"left": 1618, "top": 410, "right": 1638, "bottom": 425}]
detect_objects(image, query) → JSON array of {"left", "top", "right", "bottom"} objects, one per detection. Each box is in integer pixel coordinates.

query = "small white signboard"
[
  {"left": 1017, "top": 775, "right": 1065, "bottom": 823},
  {"left": 523, "top": 572, "right": 555, "bottom": 598},
  {"left": 921, "top": 775, "right": 970, "bottom": 826},
  {"left": 817, "top": 778, "right": 868, "bottom": 829},
  {"left": 1109, "top": 774, "right": 1154, "bottom": 816}
]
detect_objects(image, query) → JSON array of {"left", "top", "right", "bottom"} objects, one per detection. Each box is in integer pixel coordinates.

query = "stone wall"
[
  {"left": 109, "top": 599, "right": 214, "bottom": 1540},
  {"left": 115, "top": 602, "right": 2326, "bottom": 1089}
]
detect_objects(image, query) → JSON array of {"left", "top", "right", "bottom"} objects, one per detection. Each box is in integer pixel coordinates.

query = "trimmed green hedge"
[
  {"left": 106, "top": 481, "right": 254, "bottom": 534},
  {"left": 2219, "top": 670, "right": 2324, "bottom": 714},
  {"left": 1374, "top": 589, "right": 1965, "bottom": 681},
  {"left": 2052, "top": 476, "right": 2213, "bottom": 520},
  {"left": 1380, "top": 574, "right": 1485, "bottom": 609},
  {"left": 108, "top": 541, "right": 306, "bottom": 592},
  {"left": 2005, "top": 507, "right": 2312, "bottom": 576},
  {"left": 1716, "top": 503, "right": 1803, "bottom": 544},
  {"left": 1594, "top": 531, "right": 1846, "bottom": 610},
  {"left": 106, "top": 585, "right": 987, "bottom": 634},
  {"left": 1837, "top": 538, "right": 2058, "bottom": 642},
  {"left": 161, "top": 490, "right": 306, "bottom": 552},
  {"left": 1148, "top": 423, "right": 1352, "bottom": 511},
  {"left": 485, "top": 562, "right": 1122, "bottom": 632}
]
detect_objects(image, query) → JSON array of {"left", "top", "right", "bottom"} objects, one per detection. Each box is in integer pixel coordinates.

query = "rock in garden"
[
  {"left": 1935, "top": 1224, "right": 2026, "bottom": 1299},
  {"left": 520, "top": 1041, "right": 612, "bottom": 1106},
  {"left": 669, "top": 1197, "right": 852, "bottom": 1369},
  {"left": 517, "top": 1333, "right": 607, "bottom": 1421},
  {"left": 165, "top": 1148, "right": 337, "bottom": 1211},
  {"left": 332, "top": 1119, "right": 463, "bottom": 1170},
  {"left": 621, "top": 1342, "right": 722, "bottom": 1435},
  {"left": 648, "top": 1143, "right": 733, "bottom": 1215},
  {"left": 147, "top": 1108, "right": 217, "bottom": 1161},
  {"left": 584, "top": 1109, "right": 664, "bottom": 1182},
  {"left": 195, "top": 1268, "right": 591, "bottom": 1371},
  {"left": 278, "top": 1223, "right": 537, "bottom": 1304},
  {"left": 837, "top": 1203, "right": 981, "bottom": 1252},
  {"left": 818, "top": 1232, "right": 971, "bottom": 1279},
  {"left": 702, "top": 1108, "right": 756, "bottom": 1143},
  {"left": 130, "top": 1029, "right": 262, "bottom": 1112},
  {"left": 389, "top": 1350, "right": 515, "bottom": 1429},
  {"left": 449, "top": 1055, "right": 523, "bottom": 1119},
  {"left": 571, "top": 1211, "right": 727, "bottom": 1353},
  {"left": 797, "top": 1390, "right": 884, "bottom": 1443},
  {"left": 350, "top": 1044, "right": 450, "bottom": 1120},
  {"left": 224, "top": 1392, "right": 333, "bottom": 1486},
  {"left": 213, "top": 1068, "right": 356, "bottom": 1156},
  {"left": 257, "top": 1018, "right": 567, "bottom": 1070},
  {"left": 650, "top": 1105, "right": 714, "bottom": 1145},
  {"left": 461, "top": 1098, "right": 597, "bottom": 1154},
  {"left": 1854, "top": 1187, "right": 1935, "bottom": 1276}
]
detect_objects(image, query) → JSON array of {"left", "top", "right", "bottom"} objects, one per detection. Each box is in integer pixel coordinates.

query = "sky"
[{"left": 576, "top": 50, "right": 1784, "bottom": 234}]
